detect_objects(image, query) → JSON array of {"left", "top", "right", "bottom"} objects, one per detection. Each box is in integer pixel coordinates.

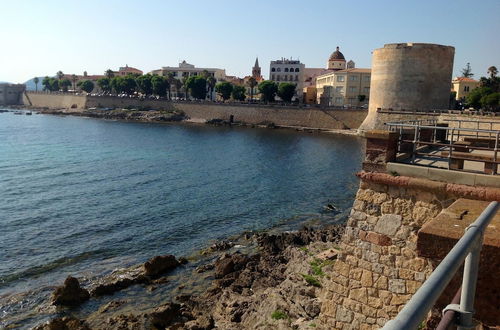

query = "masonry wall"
[
  {"left": 23, "top": 92, "right": 87, "bottom": 109},
  {"left": 319, "top": 179, "right": 443, "bottom": 329}
]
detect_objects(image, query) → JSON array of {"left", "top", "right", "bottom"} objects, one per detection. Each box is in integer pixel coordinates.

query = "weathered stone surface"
[
  {"left": 360, "top": 270, "right": 373, "bottom": 287},
  {"left": 33, "top": 316, "right": 90, "bottom": 330},
  {"left": 143, "top": 255, "right": 180, "bottom": 277},
  {"left": 374, "top": 214, "right": 402, "bottom": 236},
  {"left": 334, "top": 260, "right": 351, "bottom": 277},
  {"left": 336, "top": 306, "right": 354, "bottom": 323},
  {"left": 349, "top": 287, "right": 368, "bottom": 304},
  {"left": 149, "top": 303, "right": 181, "bottom": 328},
  {"left": 52, "top": 276, "right": 90, "bottom": 306},
  {"left": 388, "top": 279, "right": 406, "bottom": 294}
]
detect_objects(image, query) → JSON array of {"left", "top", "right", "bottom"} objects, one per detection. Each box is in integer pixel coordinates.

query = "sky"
[{"left": 0, "top": 0, "right": 499, "bottom": 83}]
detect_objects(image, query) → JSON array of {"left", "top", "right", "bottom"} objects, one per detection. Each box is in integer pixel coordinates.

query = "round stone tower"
[{"left": 359, "top": 43, "right": 455, "bottom": 131}]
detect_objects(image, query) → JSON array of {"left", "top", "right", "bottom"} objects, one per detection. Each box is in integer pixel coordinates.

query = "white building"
[
  {"left": 269, "top": 58, "right": 305, "bottom": 100},
  {"left": 150, "top": 61, "right": 226, "bottom": 99}
]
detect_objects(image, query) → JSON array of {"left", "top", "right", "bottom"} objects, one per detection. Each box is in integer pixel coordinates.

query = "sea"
[{"left": 0, "top": 109, "right": 364, "bottom": 328}]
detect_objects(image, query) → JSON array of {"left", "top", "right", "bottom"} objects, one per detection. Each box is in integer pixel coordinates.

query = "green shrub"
[
  {"left": 302, "top": 274, "right": 321, "bottom": 287},
  {"left": 271, "top": 310, "right": 288, "bottom": 320}
]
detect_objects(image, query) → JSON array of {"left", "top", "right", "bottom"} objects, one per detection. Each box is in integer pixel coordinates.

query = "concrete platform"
[{"left": 417, "top": 198, "right": 500, "bottom": 326}]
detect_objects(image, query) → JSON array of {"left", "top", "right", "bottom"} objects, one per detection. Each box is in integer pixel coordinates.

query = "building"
[
  {"left": 0, "top": 83, "right": 25, "bottom": 105},
  {"left": 452, "top": 77, "right": 480, "bottom": 100},
  {"left": 116, "top": 65, "right": 142, "bottom": 76},
  {"left": 243, "top": 57, "right": 264, "bottom": 101},
  {"left": 269, "top": 58, "right": 305, "bottom": 100},
  {"left": 328, "top": 46, "right": 347, "bottom": 70},
  {"left": 150, "top": 61, "right": 226, "bottom": 99},
  {"left": 316, "top": 68, "right": 371, "bottom": 107}
]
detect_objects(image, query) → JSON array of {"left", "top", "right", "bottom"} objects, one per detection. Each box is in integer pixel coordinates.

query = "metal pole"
[{"left": 458, "top": 240, "right": 481, "bottom": 330}]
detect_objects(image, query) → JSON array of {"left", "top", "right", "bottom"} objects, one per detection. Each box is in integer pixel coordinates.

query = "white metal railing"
[{"left": 382, "top": 201, "right": 499, "bottom": 330}]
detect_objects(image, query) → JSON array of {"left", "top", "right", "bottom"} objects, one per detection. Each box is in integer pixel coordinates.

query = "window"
[
  {"left": 284, "top": 75, "right": 288, "bottom": 81},
  {"left": 349, "top": 86, "right": 357, "bottom": 92},
  {"left": 277, "top": 68, "right": 281, "bottom": 72},
  {"left": 350, "top": 75, "right": 358, "bottom": 81},
  {"left": 337, "top": 75, "right": 345, "bottom": 82},
  {"left": 364, "top": 76, "right": 370, "bottom": 81},
  {"left": 295, "top": 76, "right": 298, "bottom": 81},
  {"left": 335, "top": 97, "right": 343, "bottom": 103},
  {"left": 295, "top": 68, "right": 299, "bottom": 72},
  {"left": 277, "top": 75, "right": 281, "bottom": 81},
  {"left": 271, "top": 74, "right": 275, "bottom": 80},
  {"left": 335, "top": 86, "right": 343, "bottom": 92},
  {"left": 271, "top": 68, "right": 276, "bottom": 72},
  {"left": 284, "top": 68, "right": 289, "bottom": 72},
  {"left": 364, "top": 87, "right": 370, "bottom": 93},
  {"left": 464, "top": 86, "right": 470, "bottom": 92}
]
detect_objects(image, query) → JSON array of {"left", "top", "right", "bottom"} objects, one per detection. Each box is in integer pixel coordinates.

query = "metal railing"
[
  {"left": 383, "top": 201, "right": 499, "bottom": 330},
  {"left": 385, "top": 121, "right": 500, "bottom": 175}
]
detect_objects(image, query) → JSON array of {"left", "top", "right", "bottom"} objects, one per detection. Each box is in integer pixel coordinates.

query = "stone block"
[
  {"left": 379, "top": 290, "right": 393, "bottom": 305},
  {"left": 414, "top": 272, "right": 425, "bottom": 282},
  {"left": 374, "top": 214, "right": 402, "bottom": 236},
  {"left": 336, "top": 306, "right": 354, "bottom": 323},
  {"left": 349, "top": 279, "right": 361, "bottom": 290},
  {"left": 360, "top": 231, "right": 392, "bottom": 246},
  {"left": 350, "top": 267, "right": 363, "bottom": 281},
  {"left": 334, "top": 260, "right": 351, "bottom": 277},
  {"left": 389, "top": 279, "right": 406, "bottom": 294},
  {"left": 398, "top": 268, "right": 414, "bottom": 280},
  {"left": 390, "top": 294, "right": 411, "bottom": 306},
  {"left": 362, "top": 304, "right": 377, "bottom": 318},
  {"left": 406, "top": 280, "right": 421, "bottom": 294},
  {"left": 374, "top": 275, "right": 388, "bottom": 290},
  {"left": 332, "top": 274, "right": 349, "bottom": 286},
  {"left": 345, "top": 255, "right": 359, "bottom": 267},
  {"left": 361, "top": 270, "right": 373, "bottom": 287},
  {"left": 372, "top": 263, "right": 385, "bottom": 274},
  {"left": 366, "top": 317, "right": 376, "bottom": 325},
  {"left": 330, "top": 282, "right": 348, "bottom": 296},
  {"left": 349, "top": 287, "right": 368, "bottom": 304},
  {"left": 368, "top": 296, "right": 383, "bottom": 309},
  {"left": 408, "top": 258, "right": 426, "bottom": 272},
  {"left": 344, "top": 297, "right": 362, "bottom": 313}
]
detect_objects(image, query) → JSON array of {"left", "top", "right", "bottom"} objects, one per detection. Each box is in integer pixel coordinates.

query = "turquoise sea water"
[{"left": 0, "top": 110, "right": 364, "bottom": 327}]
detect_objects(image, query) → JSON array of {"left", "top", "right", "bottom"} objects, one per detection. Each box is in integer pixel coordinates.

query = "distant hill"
[
  {"left": 24, "top": 77, "right": 47, "bottom": 91},
  {"left": 0, "top": 81, "right": 12, "bottom": 84}
]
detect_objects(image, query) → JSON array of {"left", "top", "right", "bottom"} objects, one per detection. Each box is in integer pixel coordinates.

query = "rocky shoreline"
[{"left": 31, "top": 224, "right": 345, "bottom": 330}]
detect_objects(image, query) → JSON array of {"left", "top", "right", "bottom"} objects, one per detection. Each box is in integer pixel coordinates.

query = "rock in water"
[
  {"left": 214, "top": 256, "right": 235, "bottom": 279},
  {"left": 51, "top": 276, "right": 90, "bottom": 306},
  {"left": 34, "top": 316, "right": 90, "bottom": 330},
  {"left": 143, "top": 255, "right": 180, "bottom": 277}
]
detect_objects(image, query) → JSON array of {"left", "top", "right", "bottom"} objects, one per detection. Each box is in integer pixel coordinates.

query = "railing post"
[{"left": 458, "top": 237, "right": 482, "bottom": 330}]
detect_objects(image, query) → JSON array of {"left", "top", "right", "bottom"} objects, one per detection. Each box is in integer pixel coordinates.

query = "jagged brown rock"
[
  {"left": 51, "top": 276, "right": 90, "bottom": 306},
  {"left": 143, "top": 254, "right": 180, "bottom": 277}
]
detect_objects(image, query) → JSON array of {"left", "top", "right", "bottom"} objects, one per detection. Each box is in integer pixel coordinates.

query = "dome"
[{"left": 329, "top": 46, "right": 345, "bottom": 61}]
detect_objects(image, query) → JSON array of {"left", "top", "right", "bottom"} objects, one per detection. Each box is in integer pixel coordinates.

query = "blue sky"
[{"left": 1, "top": 0, "right": 498, "bottom": 83}]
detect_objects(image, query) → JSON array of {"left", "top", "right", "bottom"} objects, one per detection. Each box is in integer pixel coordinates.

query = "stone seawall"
[{"left": 23, "top": 92, "right": 368, "bottom": 130}]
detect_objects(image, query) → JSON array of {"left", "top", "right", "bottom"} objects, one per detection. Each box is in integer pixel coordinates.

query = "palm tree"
[
  {"left": 174, "top": 79, "right": 183, "bottom": 99},
  {"left": 166, "top": 73, "right": 175, "bottom": 100},
  {"left": 206, "top": 76, "right": 216, "bottom": 101},
  {"left": 33, "top": 77, "right": 39, "bottom": 92},
  {"left": 105, "top": 69, "right": 114, "bottom": 79},
  {"left": 488, "top": 66, "right": 498, "bottom": 79},
  {"left": 182, "top": 76, "right": 190, "bottom": 100},
  {"left": 56, "top": 71, "right": 64, "bottom": 80},
  {"left": 247, "top": 77, "right": 257, "bottom": 101},
  {"left": 71, "top": 74, "right": 78, "bottom": 93}
]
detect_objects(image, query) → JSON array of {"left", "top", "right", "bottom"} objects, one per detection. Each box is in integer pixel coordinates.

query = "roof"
[
  {"left": 453, "top": 77, "right": 478, "bottom": 83},
  {"left": 329, "top": 46, "right": 346, "bottom": 61},
  {"left": 335, "top": 68, "right": 371, "bottom": 73}
]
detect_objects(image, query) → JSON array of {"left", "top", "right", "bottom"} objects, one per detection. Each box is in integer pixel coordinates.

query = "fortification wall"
[
  {"left": 23, "top": 92, "right": 87, "bottom": 109},
  {"left": 174, "top": 103, "right": 367, "bottom": 130},
  {"left": 85, "top": 96, "right": 176, "bottom": 111},
  {"left": 320, "top": 178, "right": 442, "bottom": 329}
]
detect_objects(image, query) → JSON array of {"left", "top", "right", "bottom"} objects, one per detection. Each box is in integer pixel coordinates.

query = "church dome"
[{"left": 329, "top": 46, "right": 346, "bottom": 61}]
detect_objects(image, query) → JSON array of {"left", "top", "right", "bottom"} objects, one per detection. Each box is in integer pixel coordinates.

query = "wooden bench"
[
  {"left": 463, "top": 137, "right": 499, "bottom": 148},
  {"left": 441, "top": 151, "right": 499, "bottom": 174},
  {"left": 453, "top": 141, "right": 472, "bottom": 152}
]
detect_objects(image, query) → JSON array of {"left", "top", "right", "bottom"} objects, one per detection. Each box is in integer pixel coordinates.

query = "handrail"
[
  {"left": 382, "top": 201, "right": 499, "bottom": 330},
  {"left": 386, "top": 122, "right": 500, "bottom": 135}
]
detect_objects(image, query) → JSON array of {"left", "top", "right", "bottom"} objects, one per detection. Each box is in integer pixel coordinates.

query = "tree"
[
  {"left": 71, "top": 74, "right": 78, "bottom": 93},
  {"left": 215, "top": 81, "right": 233, "bottom": 101},
  {"left": 50, "top": 79, "right": 60, "bottom": 92},
  {"left": 105, "top": 69, "right": 115, "bottom": 79},
  {"left": 277, "top": 83, "right": 296, "bottom": 102},
  {"left": 136, "top": 74, "right": 153, "bottom": 95},
  {"left": 206, "top": 76, "right": 217, "bottom": 100},
  {"left": 247, "top": 77, "right": 257, "bottom": 101},
  {"left": 231, "top": 85, "right": 246, "bottom": 101},
  {"left": 42, "top": 76, "right": 51, "bottom": 91},
  {"left": 461, "top": 63, "right": 474, "bottom": 78},
  {"left": 151, "top": 75, "right": 168, "bottom": 97},
  {"left": 34, "top": 77, "right": 39, "bottom": 92},
  {"left": 487, "top": 66, "right": 498, "bottom": 79},
  {"left": 185, "top": 76, "right": 207, "bottom": 100},
  {"left": 480, "top": 92, "right": 500, "bottom": 111},
  {"left": 97, "top": 77, "right": 111, "bottom": 93},
  {"left": 78, "top": 80, "right": 94, "bottom": 93},
  {"left": 174, "top": 78, "right": 183, "bottom": 98},
  {"left": 56, "top": 71, "right": 64, "bottom": 80},
  {"left": 258, "top": 81, "right": 278, "bottom": 102},
  {"left": 59, "top": 79, "right": 72, "bottom": 92},
  {"left": 111, "top": 75, "right": 136, "bottom": 94},
  {"left": 165, "top": 73, "right": 175, "bottom": 99}
]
